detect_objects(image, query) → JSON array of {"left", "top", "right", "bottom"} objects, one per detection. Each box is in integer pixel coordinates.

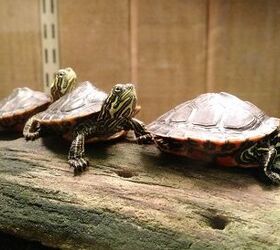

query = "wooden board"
[
  {"left": 0, "top": 0, "right": 42, "bottom": 99},
  {"left": 0, "top": 134, "right": 279, "bottom": 249},
  {"left": 58, "top": 0, "right": 131, "bottom": 93},
  {"left": 207, "top": 0, "right": 280, "bottom": 117},
  {"left": 136, "top": 0, "right": 208, "bottom": 123},
  {"left": 0, "top": 0, "right": 279, "bottom": 123}
]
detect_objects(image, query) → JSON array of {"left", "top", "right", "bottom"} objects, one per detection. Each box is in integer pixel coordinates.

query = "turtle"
[
  {"left": 147, "top": 92, "right": 280, "bottom": 184},
  {"left": 23, "top": 82, "right": 151, "bottom": 172},
  {"left": 68, "top": 83, "right": 152, "bottom": 172},
  {"left": 24, "top": 81, "right": 109, "bottom": 140},
  {"left": 0, "top": 67, "right": 77, "bottom": 132}
]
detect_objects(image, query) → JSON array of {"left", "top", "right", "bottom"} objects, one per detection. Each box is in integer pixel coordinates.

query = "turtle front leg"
[
  {"left": 260, "top": 146, "right": 280, "bottom": 184},
  {"left": 124, "top": 118, "right": 153, "bottom": 144},
  {"left": 68, "top": 133, "right": 89, "bottom": 173},
  {"left": 23, "top": 117, "right": 41, "bottom": 141}
]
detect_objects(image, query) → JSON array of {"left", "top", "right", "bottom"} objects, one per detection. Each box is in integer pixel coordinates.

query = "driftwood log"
[{"left": 0, "top": 132, "right": 279, "bottom": 250}]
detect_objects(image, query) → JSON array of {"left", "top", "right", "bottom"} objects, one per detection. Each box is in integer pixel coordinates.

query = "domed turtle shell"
[
  {"left": 148, "top": 92, "right": 279, "bottom": 144},
  {"left": 0, "top": 87, "right": 51, "bottom": 130},
  {"left": 35, "top": 81, "right": 107, "bottom": 129}
]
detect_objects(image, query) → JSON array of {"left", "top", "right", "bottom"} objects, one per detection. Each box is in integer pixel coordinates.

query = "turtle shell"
[
  {"left": 35, "top": 81, "right": 107, "bottom": 130},
  {"left": 148, "top": 92, "right": 279, "bottom": 166},
  {"left": 0, "top": 87, "right": 51, "bottom": 130}
]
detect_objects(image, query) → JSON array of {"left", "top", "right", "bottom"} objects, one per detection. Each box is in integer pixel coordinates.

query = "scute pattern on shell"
[
  {"left": 36, "top": 81, "right": 107, "bottom": 124},
  {"left": 0, "top": 87, "right": 51, "bottom": 119},
  {"left": 148, "top": 92, "right": 279, "bottom": 142}
]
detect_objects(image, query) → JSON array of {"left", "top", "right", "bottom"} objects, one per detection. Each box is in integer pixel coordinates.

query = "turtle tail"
[{"left": 23, "top": 117, "right": 41, "bottom": 141}]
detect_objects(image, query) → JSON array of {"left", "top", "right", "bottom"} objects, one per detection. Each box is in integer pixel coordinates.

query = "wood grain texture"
[
  {"left": 0, "top": 134, "right": 279, "bottom": 249},
  {"left": 0, "top": 0, "right": 42, "bottom": 99},
  {"left": 0, "top": 0, "right": 279, "bottom": 123},
  {"left": 207, "top": 0, "right": 280, "bottom": 117},
  {"left": 136, "top": 0, "right": 208, "bottom": 123},
  {"left": 58, "top": 0, "right": 131, "bottom": 93}
]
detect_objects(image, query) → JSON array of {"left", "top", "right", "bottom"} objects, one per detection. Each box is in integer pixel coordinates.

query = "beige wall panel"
[
  {"left": 207, "top": 0, "right": 280, "bottom": 117},
  {"left": 58, "top": 0, "right": 130, "bottom": 92},
  {"left": 0, "top": 0, "right": 42, "bottom": 99},
  {"left": 137, "top": 0, "right": 208, "bottom": 122}
]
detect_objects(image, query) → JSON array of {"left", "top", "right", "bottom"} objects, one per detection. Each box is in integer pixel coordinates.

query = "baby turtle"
[
  {"left": 147, "top": 92, "right": 280, "bottom": 184},
  {"left": 68, "top": 83, "right": 151, "bottom": 172},
  {"left": 0, "top": 67, "right": 77, "bottom": 132},
  {"left": 24, "top": 81, "right": 109, "bottom": 140}
]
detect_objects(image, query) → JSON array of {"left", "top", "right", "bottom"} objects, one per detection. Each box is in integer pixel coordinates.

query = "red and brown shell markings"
[
  {"left": 148, "top": 92, "right": 279, "bottom": 167},
  {"left": 0, "top": 88, "right": 51, "bottom": 131},
  {"left": 34, "top": 81, "right": 108, "bottom": 132}
]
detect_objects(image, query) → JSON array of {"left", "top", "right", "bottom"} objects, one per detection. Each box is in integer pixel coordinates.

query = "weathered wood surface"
[{"left": 0, "top": 133, "right": 279, "bottom": 250}]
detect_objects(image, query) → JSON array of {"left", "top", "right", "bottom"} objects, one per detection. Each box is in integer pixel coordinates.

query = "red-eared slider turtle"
[
  {"left": 147, "top": 92, "right": 280, "bottom": 184},
  {"left": 23, "top": 82, "right": 151, "bottom": 172},
  {"left": 0, "top": 67, "right": 77, "bottom": 132}
]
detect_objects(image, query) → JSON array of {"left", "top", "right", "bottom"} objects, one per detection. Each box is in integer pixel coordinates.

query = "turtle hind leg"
[
  {"left": 260, "top": 146, "right": 280, "bottom": 185},
  {"left": 23, "top": 117, "right": 41, "bottom": 141},
  {"left": 68, "top": 133, "right": 89, "bottom": 174}
]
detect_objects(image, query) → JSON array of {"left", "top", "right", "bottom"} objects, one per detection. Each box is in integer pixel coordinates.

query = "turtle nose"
[{"left": 126, "top": 83, "right": 134, "bottom": 89}]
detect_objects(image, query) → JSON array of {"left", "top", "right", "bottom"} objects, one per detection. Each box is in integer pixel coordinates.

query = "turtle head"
[
  {"left": 50, "top": 67, "right": 77, "bottom": 101},
  {"left": 100, "top": 83, "right": 137, "bottom": 120}
]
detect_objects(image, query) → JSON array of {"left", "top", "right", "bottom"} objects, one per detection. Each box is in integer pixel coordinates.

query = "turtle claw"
[
  {"left": 24, "top": 132, "right": 40, "bottom": 141},
  {"left": 68, "top": 157, "right": 89, "bottom": 173},
  {"left": 137, "top": 133, "right": 154, "bottom": 144}
]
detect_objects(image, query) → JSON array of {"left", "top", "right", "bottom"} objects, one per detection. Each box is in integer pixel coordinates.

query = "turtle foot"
[
  {"left": 263, "top": 170, "right": 280, "bottom": 185},
  {"left": 137, "top": 133, "right": 154, "bottom": 144},
  {"left": 24, "top": 132, "right": 40, "bottom": 141},
  {"left": 68, "top": 157, "right": 89, "bottom": 173}
]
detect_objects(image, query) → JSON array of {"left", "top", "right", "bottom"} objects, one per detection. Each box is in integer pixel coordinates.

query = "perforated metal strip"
[
  {"left": 130, "top": 0, "right": 138, "bottom": 86},
  {"left": 40, "top": 0, "right": 60, "bottom": 91}
]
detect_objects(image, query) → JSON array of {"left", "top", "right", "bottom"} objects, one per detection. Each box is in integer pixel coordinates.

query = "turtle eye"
[
  {"left": 114, "top": 86, "right": 122, "bottom": 93},
  {"left": 59, "top": 72, "right": 65, "bottom": 77}
]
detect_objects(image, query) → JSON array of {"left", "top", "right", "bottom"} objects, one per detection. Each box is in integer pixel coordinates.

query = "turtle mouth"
[
  {"left": 122, "top": 87, "right": 136, "bottom": 102},
  {"left": 126, "top": 84, "right": 136, "bottom": 95},
  {"left": 124, "top": 84, "right": 136, "bottom": 96},
  {"left": 125, "top": 83, "right": 134, "bottom": 89},
  {"left": 114, "top": 84, "right": 136, "bottom": 99}
]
